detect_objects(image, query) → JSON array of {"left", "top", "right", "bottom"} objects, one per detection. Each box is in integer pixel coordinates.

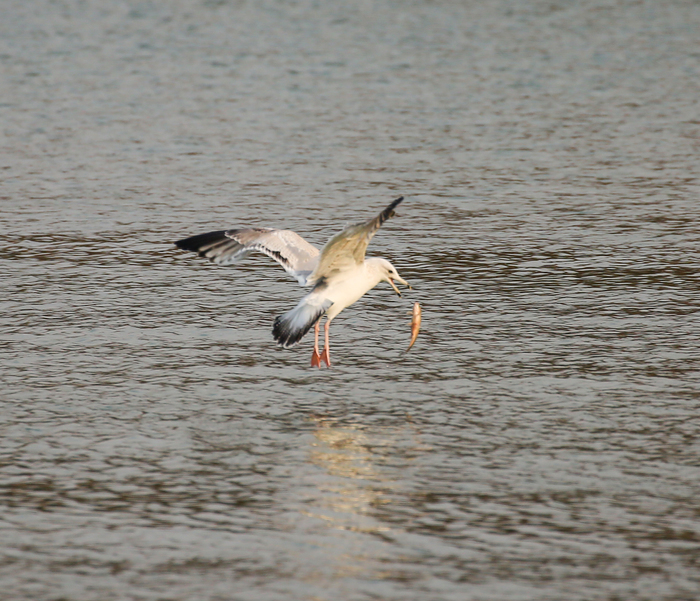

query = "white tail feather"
[{"left": 273, "top": 295, "right": 333, "bottom": 348}]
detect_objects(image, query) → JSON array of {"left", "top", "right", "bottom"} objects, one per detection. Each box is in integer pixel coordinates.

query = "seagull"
[{"left": 174, "top": 197, "right": 410, "bottom": 367}]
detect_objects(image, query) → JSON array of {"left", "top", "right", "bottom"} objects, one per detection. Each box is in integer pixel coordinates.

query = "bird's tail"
[{"left": 273, "top": 295, "right": 333, "bottom": 348}]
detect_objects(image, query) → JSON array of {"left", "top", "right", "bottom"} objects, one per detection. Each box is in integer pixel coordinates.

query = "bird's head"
[{"left": 373, "top": 258, "right": 411, "bottom": 297}]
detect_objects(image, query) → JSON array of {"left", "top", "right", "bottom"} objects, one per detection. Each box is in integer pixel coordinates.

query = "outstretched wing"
[
  {"left": 308, "top": 196, "right": 403, "bottom": 283},
  {"left": 175, "top": 228, "right": 320, "bottom": 286}
]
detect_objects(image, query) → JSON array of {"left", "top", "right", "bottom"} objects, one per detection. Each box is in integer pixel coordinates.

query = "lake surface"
[{"left": 2, "top": 0, "right": 699, "bottom": 599}]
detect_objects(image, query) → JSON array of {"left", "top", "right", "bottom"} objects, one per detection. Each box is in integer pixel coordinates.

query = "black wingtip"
[
  {"left": 378, "top": 196, "right": 405, "bottom": 225},
  {"left": 386, "top": 196, "right": 404, "bottom": 213},
  {"left": 174, "top": 231, "right": 228, "bottom": 253}
]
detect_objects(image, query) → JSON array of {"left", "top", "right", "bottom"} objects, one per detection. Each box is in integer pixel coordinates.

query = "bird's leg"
[
  {"left": 321, "top": 320, "right": 331, "bottom": 367},
  {"left": 311, "top": 321, "right": 322, "bottom": 368}
]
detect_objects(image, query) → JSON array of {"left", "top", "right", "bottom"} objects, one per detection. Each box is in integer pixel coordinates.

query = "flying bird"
[{"left": 174, "top": 197, "right": 410, "bottom": 367}]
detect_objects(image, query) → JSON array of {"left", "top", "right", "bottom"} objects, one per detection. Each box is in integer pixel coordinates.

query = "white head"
[{"left": 368, "top": 258, "right": 410, "bottom": 296}]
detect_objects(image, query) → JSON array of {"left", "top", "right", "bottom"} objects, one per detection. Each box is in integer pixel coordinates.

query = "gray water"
[{"left": 2, "top": 1, "right": 700, "bottom": 600}]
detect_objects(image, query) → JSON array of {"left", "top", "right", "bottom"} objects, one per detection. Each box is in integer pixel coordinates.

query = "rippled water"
[{"left": 2, "top": 1, "right": 700, "bottom": 599}]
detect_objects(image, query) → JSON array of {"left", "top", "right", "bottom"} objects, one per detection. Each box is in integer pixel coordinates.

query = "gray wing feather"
[{"left": 175, "top": 228, "right": 320, "bottom": 286}]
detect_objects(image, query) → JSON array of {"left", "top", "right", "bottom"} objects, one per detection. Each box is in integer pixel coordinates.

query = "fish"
[{"left": 406, "top": 302, "right": 421, "bottom": 352}]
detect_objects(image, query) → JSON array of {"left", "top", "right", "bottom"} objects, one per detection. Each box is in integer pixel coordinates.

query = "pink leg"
[
  {"left": 321, "top": 320, "right": 331, "bottom": 367},
  {"left": 311, "top": 321, "right": 322, "bottom": 368}
]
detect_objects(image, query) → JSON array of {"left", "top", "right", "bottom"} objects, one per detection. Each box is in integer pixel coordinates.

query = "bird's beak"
[
  {"left": 389, "top": 279, "right": 401, "bottom": 296},
  {"left": 389, "top": 275, "right": 410, "bottom": 296}
]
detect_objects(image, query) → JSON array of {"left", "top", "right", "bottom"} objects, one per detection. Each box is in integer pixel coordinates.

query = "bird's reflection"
[
  {"left": 301, "top": 417, "right": 426, "bottom": 538},
  {"left": 302, "top": 419, "right": 388, "bottom": 533}
]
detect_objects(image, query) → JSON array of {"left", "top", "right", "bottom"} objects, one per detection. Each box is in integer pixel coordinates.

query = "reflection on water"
[
  {"left": 305, "top": 421, "right": 394, "bottom": 586},
  {"left": 2, "top": 0, "right": 700, "bottom": 599},
  {"left": 302, "top": 418, "right": 437, "bottom": 588},
  {"left": 308, "top": 420, "right": 395, "bottom": 535}
]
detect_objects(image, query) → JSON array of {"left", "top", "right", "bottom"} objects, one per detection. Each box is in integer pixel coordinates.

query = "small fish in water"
[{"left": 406, "top": 302, "right": 421, "bottom": 352}]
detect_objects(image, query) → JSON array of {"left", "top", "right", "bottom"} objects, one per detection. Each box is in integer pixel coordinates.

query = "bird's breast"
[{"left": 324, "top": 265, "right": 381, "bottom": 321}]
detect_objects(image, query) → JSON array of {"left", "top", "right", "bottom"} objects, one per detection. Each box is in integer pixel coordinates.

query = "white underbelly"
[{"left": 324, "top": 267, "right": 379, "bottom": 322}]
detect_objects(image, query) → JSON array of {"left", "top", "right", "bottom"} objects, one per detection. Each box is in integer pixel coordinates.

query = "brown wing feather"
[{"left": 309, "top": 197, "right": 403, "bottom": 282}]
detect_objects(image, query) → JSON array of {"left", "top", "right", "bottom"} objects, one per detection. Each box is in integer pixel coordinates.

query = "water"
[{"left": 2, "top": 0, "right": 700, "bottom": 599}]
